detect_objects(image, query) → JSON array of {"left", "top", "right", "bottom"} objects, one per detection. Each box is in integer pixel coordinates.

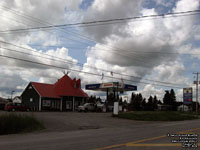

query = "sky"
[{"left": 0, "top": 0, "right": 199, "bottom": 102}]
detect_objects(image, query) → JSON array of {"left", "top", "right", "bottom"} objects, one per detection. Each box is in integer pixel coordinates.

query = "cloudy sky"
[{"left": 0, "top": 0, "right": 199, "bottom": 101}]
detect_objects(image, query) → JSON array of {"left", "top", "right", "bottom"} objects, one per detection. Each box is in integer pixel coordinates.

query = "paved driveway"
[{"left": 0, "top": 111, "right": 199, "bottom": 150}]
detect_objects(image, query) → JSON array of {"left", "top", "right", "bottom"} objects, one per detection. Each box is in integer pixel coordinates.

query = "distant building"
[
  {"left": 157, "top": 104, "right": 172, "bottom": 111},
  {"left": 21, "top": 75, "right": 88, "bottom": 111},
  {"left": 13, "top": 96, "right": 22, "bottom": 104},
  {"left": 178, "top": 104, "right": 190, "bottom": 112},
  {"left": 0, "top": 97, "right": 7, "bottom": 110},
  {"left": 0, "top": 97, "right": 7, "bottom": 104}
]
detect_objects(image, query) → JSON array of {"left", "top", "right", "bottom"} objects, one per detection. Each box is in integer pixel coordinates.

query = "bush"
[
  {"left": 0, "top": 113, "right": 44, "bottom": 135},
  {"left": 118, "top": 111, "right": 199, "bottom": 121}
]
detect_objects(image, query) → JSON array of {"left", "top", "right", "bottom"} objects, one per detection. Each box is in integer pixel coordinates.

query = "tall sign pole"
[
  {"left": 193, "top": 72, "right": 199, "bottom": 113},
  {"left": 183, "top": 88, "right": 192, "bottom": 110}
]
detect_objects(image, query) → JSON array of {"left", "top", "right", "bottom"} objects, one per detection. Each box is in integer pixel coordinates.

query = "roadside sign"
[
  {"left": 183, "top": 88, "right": 192, "bottom": 104},
  {"left": 193, "top": 81, "right": 200, "bottom": 84},
  {"left": 124, "top": 84, "right": 137, "bottom": 91},
  {"left": 85, "top": 84, "right": 101, "bottom": 90}
]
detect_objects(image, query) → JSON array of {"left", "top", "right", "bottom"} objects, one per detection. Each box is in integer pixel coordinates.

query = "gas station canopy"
[{"left": 85, "top": 82, "right": 137, "bottom": 92}]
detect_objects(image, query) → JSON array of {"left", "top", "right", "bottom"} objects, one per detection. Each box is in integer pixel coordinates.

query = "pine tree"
[
  {"left": 147, "top": 96, "right": 154, "bottom": 110},
  {"left": 170, "top": 89, "right": 176, "bottom": 104},
  {"left": 163, "top": 91, "right": 171, "bottom": 105},
  {"left": 153, "top": 95, "right": 158, "bottom": 110},
  {"left": 141, "top": 98, "right": 146, "bottom": 110},
  {"left": 129, "top": 93, "right": 142, "bottom": 110},
  {"left": 170, "top": 89, "right": 176, "bottom": 110},
  {"left": 119, "top": 97, "right": 123, "bottom": 105}
]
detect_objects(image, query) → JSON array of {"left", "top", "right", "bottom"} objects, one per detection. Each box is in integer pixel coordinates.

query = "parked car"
[
  {"left": 4, "top": 103, "right": 30, "bottom": 112},
  {"left": 77, "top": 103, "right": 95, "bottom": 112},
  {"left": 96, "top": 103, "right": 106, "bottom": 112}
]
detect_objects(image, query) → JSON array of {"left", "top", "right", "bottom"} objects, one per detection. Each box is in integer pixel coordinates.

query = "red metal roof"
[
  {"left": 31, "top": 82, "right": 60, "bottom": 98},
  {"left": 31, "top": 75, "right": 88, "bottom": 98},
  {"left": 54, "top": 75, "right": 88, "bottom": 97}
]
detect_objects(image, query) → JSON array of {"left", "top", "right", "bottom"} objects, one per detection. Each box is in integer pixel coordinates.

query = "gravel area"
[{"left": 0, "top": 111, "right": 152, "bottom": 132}]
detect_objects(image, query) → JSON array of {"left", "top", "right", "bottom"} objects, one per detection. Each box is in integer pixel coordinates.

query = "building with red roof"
[{"left": 21, "top": 75, "right": 88, "bottom": 111}]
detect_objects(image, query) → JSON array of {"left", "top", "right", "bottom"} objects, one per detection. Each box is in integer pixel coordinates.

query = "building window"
[
  {"left": 29, "top": 86, "right": 32, "bottom": 89},
  {"left": 43, "top": 100, "right": 51, "bottom": 107},
  {"left": 30, "top": 98, "right": 33, "bottom": 102},
  {"left": 66, "top": 101, "right": 72, "bottom": 110}
]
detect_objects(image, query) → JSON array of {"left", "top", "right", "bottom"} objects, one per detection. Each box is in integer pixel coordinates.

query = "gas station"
[{"left": 85, "top": 82, "right": 137, "bottom": 115}]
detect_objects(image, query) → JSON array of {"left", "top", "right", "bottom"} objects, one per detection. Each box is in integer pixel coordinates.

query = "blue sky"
[{"left": 0, "top": 0, "right": 199, "bottom": 101}]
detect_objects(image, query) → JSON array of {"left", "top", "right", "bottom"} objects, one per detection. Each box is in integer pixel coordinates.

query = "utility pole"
[
  {"left": 193, "top": 72, "right": 199, "bottom": 113},
  {"left": 11, "top": 90, "right": 15, "bottom": 100}
]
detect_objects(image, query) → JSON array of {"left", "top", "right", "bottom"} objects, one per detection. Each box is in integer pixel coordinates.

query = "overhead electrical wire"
[
  {"left": 0, "top": 6, "right": 149, "bottom": 67},
  {"left": 27, "top": 44, "right": 200, "bottom": 56},
  {"left": 0, "top": 6, "right": 194, "bottom": 87},
  {"left": 0, "top": 6, "right": 198, "bottom": 63},
  {"left": 0, "top": 6, "right": 192, "bottom": 73},
  {"left": 0, "top": 6, "right": 198, "bottom": 59},
  {"left": 0, "top": 53, "right": 184, "bottom": 89},
  {"left": 0, "top": 5, "right": 196, "bottom": 66},
  {"left": 0, "top": 5, "right": 92, "bottom": 45},
  {"left": 0, "top": 9, "right": 199, "bottom": 33},
  {"left": 0, "top": 5, "right": 199, "bottom": 60},
  {"left": 0, "top": 40, "right": 185, "bottom": 87}
]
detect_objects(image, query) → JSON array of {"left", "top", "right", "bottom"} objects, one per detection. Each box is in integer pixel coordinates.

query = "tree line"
[
  {"left": 127, "top": 89, "right": 177, "bottom": 111},
  {"left": 87, "top": 89, "right": 199, "bottom": 111}
]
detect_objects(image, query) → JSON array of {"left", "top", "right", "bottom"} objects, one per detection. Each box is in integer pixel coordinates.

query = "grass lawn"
[
  {"left": 117, "top": 111, "right": 199, "bottom": 121},
  {"left": 0, "top": 113, "right": 45, "bottom": 135}
]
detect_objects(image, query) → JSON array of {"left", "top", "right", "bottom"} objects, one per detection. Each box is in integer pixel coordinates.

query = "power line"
[
  {"left": 0, "top": 6, "right": 148, "bottom": 67},
  {"left": 0, "top": 6, "right": 192, "bottom": 87},
  {"left": 0, "top": 40, "right": 185, "bottom": 87},
  {"left": 0, "top": 9, "right": 199, "bottom": 33},
  {"left": 0, "top": 53, "right": 184, "bottom": 89},
  {"left": 0, "top": 6, "right": 93, "bottom": 47},
  {"left": 1, "top": 5, "right": 198, "bottom": 69},
  {"left": 1, "top": 45, "right": 183, "bottom": 87},
  {"left": 0, "top": 5, "right": 199, "bottom": 58},
  {"left": 0, "top": 5, "right": 92, "bottom": 45},
  {"left": 27, "top": 44, "right": 200, "bottom": 56}
]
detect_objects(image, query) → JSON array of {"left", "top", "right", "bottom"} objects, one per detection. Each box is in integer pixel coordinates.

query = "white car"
[{"left": 78, "top": 103, "right": 95, "bottom": 112}]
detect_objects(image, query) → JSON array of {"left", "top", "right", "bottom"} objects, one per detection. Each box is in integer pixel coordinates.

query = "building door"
[
  {"left": 66, "top": 101, "right": 72, "bottom": 110},
  {"left": 51, "top": 100, "right": 60, "bottom": 110}
]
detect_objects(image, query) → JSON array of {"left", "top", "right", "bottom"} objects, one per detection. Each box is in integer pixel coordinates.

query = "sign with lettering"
[
  {"left": 85, "top": 84, "right": 101, "bottom": 90},
  {"left": 183, "top": 88, "right": 192, "bottom": 104}
]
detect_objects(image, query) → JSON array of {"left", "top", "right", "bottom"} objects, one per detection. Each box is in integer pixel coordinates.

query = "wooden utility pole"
[{"left": 193, "top": 72, "right": 199, "bottom": 113}]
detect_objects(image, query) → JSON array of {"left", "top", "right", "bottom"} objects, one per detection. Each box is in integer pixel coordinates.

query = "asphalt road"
[{"left": 0, "top": 111, "right": 200, "bottom": 150}]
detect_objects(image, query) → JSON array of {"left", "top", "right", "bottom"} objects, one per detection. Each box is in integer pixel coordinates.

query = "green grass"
[
  {"left": 117, "top": 111, "right": 199, "bottom": 121},
  {"left": 0, "top": 113, "right": 45, "bottom": 135}
]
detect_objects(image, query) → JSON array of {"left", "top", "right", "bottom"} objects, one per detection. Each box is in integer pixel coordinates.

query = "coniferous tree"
[
  {"left": 157, "top": 100, "right": 162, "bottom": 105},
  {"left": 163, "top": 89, "right": 177, "bottom": 110},
  {"left": 135, "top": 93, "right": 143, "bottom": 110},
  {"left": 170, "top": 89, "right": 176, "bottom": 104},
  {"left": 88, "top": 96, "right": 97, "bottom": 103},
  {"left": 107, "top": 93, "right": 115, "bottom": 105},
  {"left": 153, "top": 95, "right": 158, "bottom": 110},
  {"left": 147, "top": 96, "right": 154, "bottom": 110},
  {"left": 119, "top": 97, "right": 123, "bottom": 105},
  {"left": 163, "top": 91, "right": 171, "bottom": 105},
  {"left": 141, "top": 98, "right": 146, "bottom": 110},
  {"left": 129, "top": 93, "right": 143, "bottom": 110},
  {"left": 170, "top": 89, "right": 177, "bottom": 110},
  {"left": 129, "top": 92, "right": 136, "bottom": 110}
]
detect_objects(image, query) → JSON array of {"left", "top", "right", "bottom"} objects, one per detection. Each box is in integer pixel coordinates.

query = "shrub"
[
  {"left": 0, "top": 113, "right": 44, "bottom": 135},
  {"left": 118, "top": 111, "right": 199, "bottom": 121}
]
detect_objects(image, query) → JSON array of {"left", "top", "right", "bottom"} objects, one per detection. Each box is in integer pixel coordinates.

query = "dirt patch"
[{"left": 78, "top": 125, "right": 101, "bottom": 130}]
